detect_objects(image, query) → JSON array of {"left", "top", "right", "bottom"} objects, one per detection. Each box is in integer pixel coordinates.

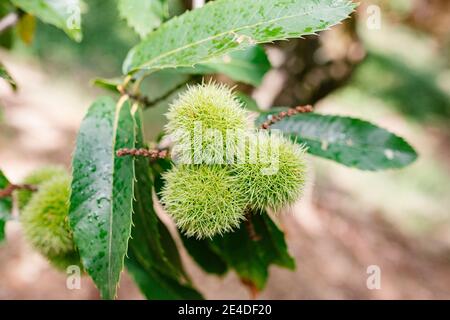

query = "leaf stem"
[
  {"left": 116, "top": 148, "right": 169, "bottom": 160},
  {"left": 260, "top": 105, "right": 313, "bottom": 130},
  {"left": 0, "top": 183, "right": 36, "bottom": 198},
  {"left": 117, "top": 79, "right": 189, "bottom": 109}
]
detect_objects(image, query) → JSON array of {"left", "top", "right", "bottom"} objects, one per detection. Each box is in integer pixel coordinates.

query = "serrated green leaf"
[
  {"left": 181, "top": 235, "right": 228, "bottom": 275},
  {"left": 157, "top": 219, "right": 188, "bottom": 280},
  {"left": 69, "top": 96, "right": 135, "bottom": 299},
  {"left": 11, "top": 0, "right": 82, "bottom": 41},
  {"left": 149, "top": 159, "right": 185, "bottom": 276},
  {"left": 176, "top": 45, "right": 271, "bottom": 86},
  {"left": 210, "top": 211, "right": 295, "bottom": 290},
  {"left": 128, "top": 121, "right": 168, "bottom": 274},
  {"left": 123, "top": 0, "right": 355, "bottom": 74},
  {"left": 126, "top": 251, "right": 203, "bottom": 299},
  {"left": 139, "top": 70, "right": 190, "bottom": 102},
  {"left": 0, "top": 62, "right": 17, "bottom": 91},
  {"left": 118, "top": 0, "right": 168, "bottom": 38},
  {"left": 151, "top": 157, "right": 173, "bottom": 197},
  {"left": 0, "top": 170, "right": 12, "bottom": 243},
  {"left": 257, "top": 111, "right": 418, "bottom": 171},
  {"left": 128, "top": 108, "right": 183, "bottom": 280},
  {"left": 127, "top": 107, "right": 202, "bottom": 300}
]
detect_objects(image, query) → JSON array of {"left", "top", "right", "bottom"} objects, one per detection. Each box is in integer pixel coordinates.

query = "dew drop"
[
  {"left": 384, "top": 149, "right": 394, "bottom": 160},
  {"left": 96, "top": 197, "right": 110, "bottom": 209}
]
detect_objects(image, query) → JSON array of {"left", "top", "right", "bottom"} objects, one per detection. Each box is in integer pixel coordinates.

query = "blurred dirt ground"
[{"left": 1, "top": 50, "right": 449, "bottom": 300}]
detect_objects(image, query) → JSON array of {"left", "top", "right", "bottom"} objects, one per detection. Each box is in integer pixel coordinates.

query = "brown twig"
[
  {"left": 117, "top": 85, "right": 152, "bottom": 107},
  {"left": 117, "top": 80, "right": 189, "bottom": 109},
  {"left": 116, "top": 148, "right": 169, "bottom": 160},
  {"left": 244, "top": 211, "right": 261, "bottom": 241},
  {"left": 0, "top": 184, "right": 36, "bottom": 198},
  {"left": 260, "top": 105, "right": 313, "bottom": 130}
]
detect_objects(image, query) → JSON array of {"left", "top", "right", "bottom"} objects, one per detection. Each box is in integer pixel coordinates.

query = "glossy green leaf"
[
  {"left": 181, "top": 235, "right": 228, "bottom": 275},
  {"left": 69, "top": 97, "right": 135, "bottom": 299},
  {"left": 126, "top": 251, "right": 203, "bottom": 299},
  {"left": 149, "top": 158, "right": 188, "bottom": 277},
  {"left": 257, "top": 111, "right": 418, "bottom": 170},
  {"left": 139, "top": 70, "right": 190, "bottom": 102},
  {"left": 157, "top": 214, "right": 188, "bottom": 280},
  {"left": 128, "top": 109, "right": 182, "bottom": 280},
  {"left": 118, "top": 0, "right": 168, "bottom": 38},
  {"left": 0, "top": 62, "right": 17, "bottom": 91},
  {"left": 11, "top": 0, "right": 82, "bottom": 41},
  {"left": 127, "top": 107, "right": 202, "bottom": 299},
  {"left": 151, "top": 157, "right": 173, "bottom": 197},
  {"left": 123, "top": 0, "right": 355, "bottom": 74},
  {"left": 0, "top": 170, "right": 12, "bottom": 243},
  {"left": 211, "top": 211, "right": 295, "bottom": 290},
  {"left": 176, "top": 45, "right": 271, "bottom": 86}
]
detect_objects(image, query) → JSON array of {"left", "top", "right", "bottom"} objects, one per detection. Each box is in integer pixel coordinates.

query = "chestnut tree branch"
[
  {"left": 117, "top": 80, "right": 189, "bottom": 109},
  {"left": 260, "top": 105, "right": 313, "bottom": 130},
  {"left": 116, "top": 148, "right": 169, "bottom": 160}
]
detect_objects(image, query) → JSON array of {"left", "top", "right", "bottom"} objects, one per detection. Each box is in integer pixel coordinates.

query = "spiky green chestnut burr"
[
  {"left": 166, "top": 82, "right": 249, "bottom": 134},
  {"left": 20, "top": 174, "right": 80, "bottom": 270},
  {"left": 16, "top": 166, "right": 67, "bottom": 210},
  {"left": 161, "top": 165, "right": 247, "bottom": 239},
  {"left": 165, "top": 82, "right": 250, "bottom": 163},
  {"left": 233, "top": 132, "right": 307, "bottom": 211}
]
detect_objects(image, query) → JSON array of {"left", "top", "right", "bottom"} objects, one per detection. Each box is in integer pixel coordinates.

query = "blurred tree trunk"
[
  {"left": 405, "top": 0, "right": 450, "bottom": 43},
  {"left": 272, "top": 17, "right": 365, "bottom": 107}
]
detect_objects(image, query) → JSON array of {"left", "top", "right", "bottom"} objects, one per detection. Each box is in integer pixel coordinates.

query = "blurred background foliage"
[{"left": 0, "top": 0, "right": 449, "bottom": 299}]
